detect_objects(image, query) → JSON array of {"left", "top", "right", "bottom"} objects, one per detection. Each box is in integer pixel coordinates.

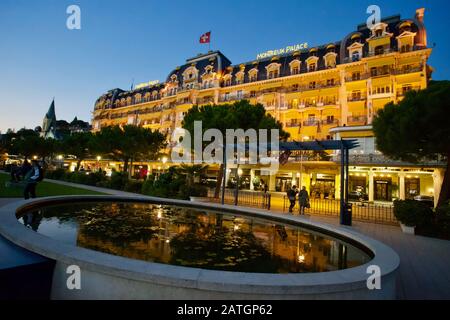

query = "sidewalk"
[{"left": 1, "top": 179, "right": 449, "bottom": 299}]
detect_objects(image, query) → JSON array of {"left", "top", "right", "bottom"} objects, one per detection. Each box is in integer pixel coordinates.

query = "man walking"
[
  {"left": 298, "top": 186, "right": 310, "bottom": 215},
  {"left": 23, "top": 160, "right": 42, "bottom": 200},
  {"left": 287, "top": 185, "right": 298, "bottom": 213}
]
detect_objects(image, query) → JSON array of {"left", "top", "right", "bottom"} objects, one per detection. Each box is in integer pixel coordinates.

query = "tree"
[
  {"left": 182, "top": 100, "right": 289, "bottom": 198},
  {"left": 373, "top": 81, "right": 450, "bottom": 206},
  {"left": 92, "top": 125, "right": 166, "bottom": 173},
  {"left": 59, "top": 132, "right": 94, "bottom": 171}
]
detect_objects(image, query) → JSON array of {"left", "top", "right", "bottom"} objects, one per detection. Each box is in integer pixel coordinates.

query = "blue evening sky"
[{"left": 0, "top": 0, "right": 449, "bottom": 132}]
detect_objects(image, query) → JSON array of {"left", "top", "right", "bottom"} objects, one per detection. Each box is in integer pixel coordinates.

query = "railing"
[
  {"left": 207, "top": 189, "right": 271, "bottom": 210},
  {"left": 303, "top": 120, "right": 319, "bottom": 127},
  {"left": 282, "top": 196, "right": 397, "bottom": 225},
  {"left": 345, "top": 74, "right": 370, "bottom": 82},
  {"left": 347, "top": 115, "right": 368, "bottom": 124},
  {"left": 285, "top": 122, "right": 301, "bottom": 128},
  {"left": 321, "top": 119, "right": 339, "bottom": 126},
  {"left": 347, "top": 96, "right": 366, "bottom": 102},
  {"left": 394, "top": 66, "right": 423, "bottom": 75},
  {"left": 397, "top": 86, "right": 422, "bottom": 97}
]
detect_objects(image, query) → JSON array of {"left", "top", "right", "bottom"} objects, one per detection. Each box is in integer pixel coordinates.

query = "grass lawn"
[{"left": 0, "top": 173, "right": 106, "bottom": 198}]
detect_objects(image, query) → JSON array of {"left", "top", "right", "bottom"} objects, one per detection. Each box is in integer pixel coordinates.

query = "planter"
[
  {"left": 400, "top": 223, "right": 415, "bottom": 235},
  {"left": 189, "top": 196, "right": 210, "bottom": 203}
]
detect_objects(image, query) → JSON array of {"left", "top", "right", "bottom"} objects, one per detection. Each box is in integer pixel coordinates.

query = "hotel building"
[{"left": 92, "top": 8, "right": 445, "bottom": 204}]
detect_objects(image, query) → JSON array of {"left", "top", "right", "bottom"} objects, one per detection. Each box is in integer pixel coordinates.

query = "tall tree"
[
  {"left": 373, "top": 81, "right": 450, "bottom": 206},
  {"left": 92, "top": 125, "right": 166, "bottom": 173},
  {"left": 182, "top": 100, "right": 289, "bottom": 198},
  {"left": 59, "top": 132, "right": 94, "bottom": 171}
]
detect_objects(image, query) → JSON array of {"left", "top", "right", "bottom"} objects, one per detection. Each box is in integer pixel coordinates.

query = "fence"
[
  {"left": 205, "top": 188, "right": 396, "bottom": 225},
  {"left": 207, "top": 189, "right": 271, "bottom": 210},
  {"left": 282, "top": 196, "right": 397, "bottom": 225}
]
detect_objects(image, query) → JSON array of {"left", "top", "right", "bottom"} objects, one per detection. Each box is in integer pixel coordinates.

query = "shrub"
[
  {"left": 109, "top": 171, "right": 128, "bottom": 190},
  {"left": 179, "top": 184, "right": 208, "bottom": 200},
  {"left": 393, "top": 200, "right": 434, "bottom": 227},
  {"left": 45, "top": 168, "right": 67, "bottom": 180},
  {"left": 123, "top": 180, "right": 143, "bottom": 193}
]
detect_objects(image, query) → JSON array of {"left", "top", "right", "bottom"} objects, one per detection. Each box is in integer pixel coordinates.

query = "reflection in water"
[{"left": 18, "top": 202, "right": 371, "bottom": 273}]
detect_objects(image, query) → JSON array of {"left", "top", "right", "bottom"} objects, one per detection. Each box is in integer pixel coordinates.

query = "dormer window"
[
  {"left": 248, "top": 68, "right": 258, "bottom": 82},
  {"left": 352, "top": 52, "right": 360, "bottom": 62},
  {"left": 265, "top": 63, "right": 281, "bottom": 80},
  {"left": 289, "top": 59, "right": 301, "bottom": 75},
  {"left": 308, "top": 63, "right": 316, "bottom": 72},
  {"left": 375, "top": 46, "right": 384, "bottom": 55}
]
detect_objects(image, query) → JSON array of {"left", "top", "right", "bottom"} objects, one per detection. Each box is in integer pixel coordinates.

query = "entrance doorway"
[
  {"left": 275, "top": 177, "right": 292, "bottom": 192},
  {"left": 374, "top": 178, "right": 392, "bottom": 201}
]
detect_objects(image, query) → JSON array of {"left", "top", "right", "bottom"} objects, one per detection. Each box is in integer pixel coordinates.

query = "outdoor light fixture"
[
  {"left": 57, "top": 155, "right": 63, "bottom": 160},
  {"left": 162, "top": 157, "right": 168, "bottom": 164}
]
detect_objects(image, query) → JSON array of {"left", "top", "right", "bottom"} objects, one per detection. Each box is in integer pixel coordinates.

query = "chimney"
[{"left": 416, "top": 8, "right": 425, "bottom": 23}]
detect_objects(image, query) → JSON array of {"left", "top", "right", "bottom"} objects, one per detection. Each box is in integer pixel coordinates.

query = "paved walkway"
[{"left": 1, "top": 179, "right": 449, "bottom": 299}]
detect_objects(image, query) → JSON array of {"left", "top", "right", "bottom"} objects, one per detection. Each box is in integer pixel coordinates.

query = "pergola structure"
[
  {"left": 222, "top": 139, "right": 359, "bottom": 226},
  {"left": 278, "top": 139, "right": 359, "bottom": 226}
]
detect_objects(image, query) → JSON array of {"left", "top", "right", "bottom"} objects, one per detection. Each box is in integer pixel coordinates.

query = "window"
[
  {"left": 352, "top": 52, "right": 360, "bottom": 62},
  {"left": 292, "top": 84, "right": 299, "bottom": 91},
  {"left": 370, "top": 67, "right": 377, "bottom": 77},
  {"left": 268, "top": 70, "right": 279, "bottom": 79},
  {"left": 326, "top": 115, "right": 335, "bottom": 124},
  {"left": 237, "top": 90, "right": 243, "bottom": 99},
  {"left": 250, "top": 91, "right": 256, "bottom": 97},
  {"left": 309, "top": 81, "right": 316, "bottom": 89},
  {"left": 352, "top": 72, "right": 361, "bottom": 81},
  {"left": 375, "top": 29, "right": 383, "bottom": 37},
  {"left": 351, "top": 90, "right": 362, "bottom": 101},
  {"left": 375, "top": 46, "right": 384, "bottom": 55},
  {"left": 225, "top": 79, "right": 231, "bottom": 86},
  {"left": 308, "top": 63, "right": 316, "bottom": 72},
  {"left": 326, "top": 79, "right": 335, "bottom": 87},
  {"left": 249, "top": 74, "right": 257, "bottom": 82},
  {"left": 292, "top": 66, "right": 299, "bottom": 75},
  {"left": 401, "top": 44, "right": 412, "bottom": 53}
]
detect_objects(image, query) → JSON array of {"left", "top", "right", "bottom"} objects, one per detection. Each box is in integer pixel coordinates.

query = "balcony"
[
  {"left": 397, "top": 86, "right": 422, "bottom": 97},
  {"left": 347, "top": 115, "right": 368, "bottom": 125},
  {"left": 367, "top": 48, "right": 394, "bottom": 57},
  {"left": 345, "top": 73, "right": 370, "bottom": 82},
  {"left": 321, "top": 119, "right": 339, "bottom": 126},
  {"left": 394, "top": 66, "right": 423, "bottom": 75},
  {"left": 303, "top": 120, "right": 319, "bottom": 127},
  {"left": 347, "top": 96, "right": 366, "bottom": 102},
  {"left": 285, "top": 122, "right": 301, "bottom": 128}
]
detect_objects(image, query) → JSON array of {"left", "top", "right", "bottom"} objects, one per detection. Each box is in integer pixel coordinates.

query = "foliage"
[
  {"left": 373, "top": 81, "right": 450, "bottom": 205},
  {"left": 182, "top": 100, "right": 290, "bottom": 197},
  {"left": 58, "top": 132, "right": 94, "bottom": 171},
  {"left": 435, "top": 203, "right": 450, "bottom": 239},
  {"left": 91, "top": 125, "right": 166, "bottom": 172},
  {"left": 393, "top": 200, "right": 434, "bottom": 227}
]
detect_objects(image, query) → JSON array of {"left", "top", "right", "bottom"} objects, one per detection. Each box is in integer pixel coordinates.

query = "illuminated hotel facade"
[{"left": 92, "top": 8, "right": 445, "bottom": 204}]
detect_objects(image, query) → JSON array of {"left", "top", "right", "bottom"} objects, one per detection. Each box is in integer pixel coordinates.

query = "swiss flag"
[{"left": 199, "top": 31, "right": 211, "bottom": 44}]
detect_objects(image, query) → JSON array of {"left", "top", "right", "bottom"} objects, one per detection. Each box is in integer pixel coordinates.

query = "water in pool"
[{"left": 18, "top": 202, "right": 371, "bottom": 273}]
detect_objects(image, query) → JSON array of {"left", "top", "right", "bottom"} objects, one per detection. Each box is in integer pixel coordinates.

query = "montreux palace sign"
[
  {"left": 256, "top": 42, "right": 309, "bottom": 60},
  {"left": 135, "top": 80, "right": 160, "bottom": 89}
]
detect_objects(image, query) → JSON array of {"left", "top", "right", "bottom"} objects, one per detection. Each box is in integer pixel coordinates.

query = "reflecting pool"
[{"left": 18, "top": 202, "right": 371, "bottom": 273}]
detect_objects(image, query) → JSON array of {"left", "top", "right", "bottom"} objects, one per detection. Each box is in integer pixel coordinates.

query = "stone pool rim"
[{"left": 0, "top": 195, "right": 400, "bottom": 297}]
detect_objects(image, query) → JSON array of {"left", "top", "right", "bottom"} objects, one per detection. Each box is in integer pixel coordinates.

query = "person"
[
  {"left": 298, "top": 186, "right": 310, "bottom": 215},
  {"left": 287, "top": 185, "right": 298, "bottom": 213},
  {"left": 23, "top": 160, "right": 42, "bottom": 200}
]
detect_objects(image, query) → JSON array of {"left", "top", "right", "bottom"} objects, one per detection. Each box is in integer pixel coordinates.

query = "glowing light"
[
  {"left": 298, "top": 255, "right": 305, "bottom": 263},
  {"left": 57, "top": 155, "right": 63, "bottom": 160},
  {"left": 96, "top": 156, "right": 102, "bottom": 161},
  {"left": 162, "top": 157, "right": 168, "bottom": 164},
  {"left": 238, "top": 169, "right": 243, "bottom": 176},
  {"left": 33, "top": 155, "right": 38, "bottom": 160}
]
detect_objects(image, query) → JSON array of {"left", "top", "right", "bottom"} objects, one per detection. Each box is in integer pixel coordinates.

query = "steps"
[{"left": 0, "top": 235, "right": 55, "bottom": 300}]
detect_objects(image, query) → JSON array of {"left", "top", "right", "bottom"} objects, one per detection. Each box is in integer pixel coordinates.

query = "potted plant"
[{"left": 393, "top": 200, "right": 433, "bottom": 235}]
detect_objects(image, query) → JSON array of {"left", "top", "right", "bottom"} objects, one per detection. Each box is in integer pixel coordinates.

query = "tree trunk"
[
  {"left": 214, "top": 164, "right": 224, "bottom": 199},
  {"left": 437, "top": 153, "right": 450, "bottom": 207},
  {"left": 76, "top": 159, "right": 82, "bottom": 171},
  {"left": 123, "top": 158, "right": 129, "bottom": 173}
]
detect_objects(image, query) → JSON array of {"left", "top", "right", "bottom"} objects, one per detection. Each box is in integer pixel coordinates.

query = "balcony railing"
[
  {"left": 347, "top": 115, "right": 368, "bottom": 124},
  {"left": 285, "top": 122, "right": 301, "bottom": 128},
  {"left": 347, "top": 96, "right": 367, "bottom": 102},
  {"left": 394, "top": 66, "right": 423, "bottom": 75},
  {"left": 303, "top": 120, "right": 319, "bottom": 127},
  {"left": 321, "top": 119, "right": 339, "bottom": 126},
  {"left": 397, "top": 86, "right": 422, "bottom": 97},
  {"left": 345, "top": 73, "right": 370, "bottom": 82}
]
